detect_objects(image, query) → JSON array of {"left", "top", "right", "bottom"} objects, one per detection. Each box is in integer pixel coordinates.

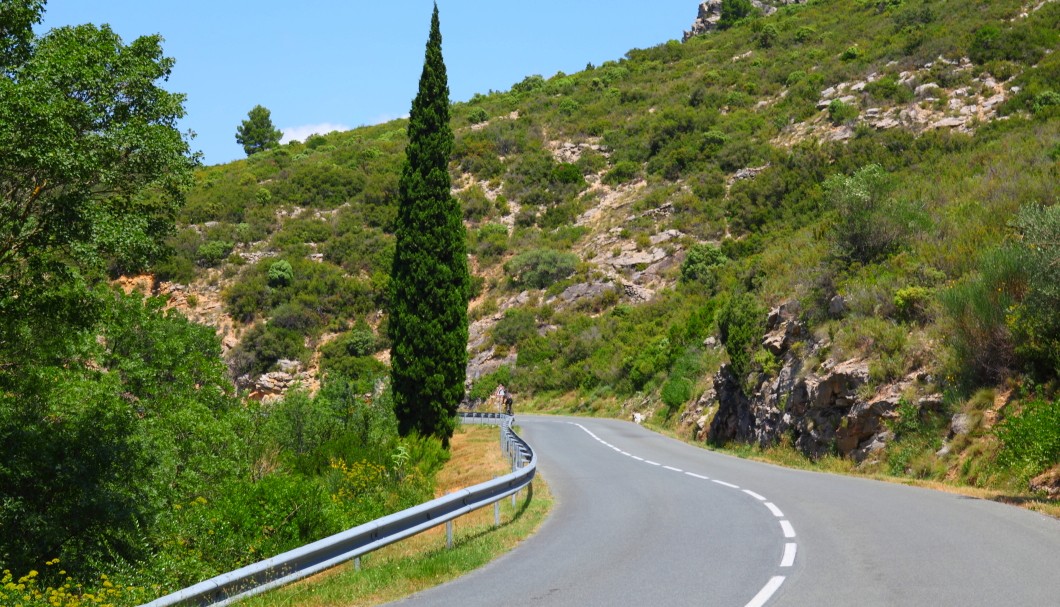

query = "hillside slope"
[{"left": 154, "top": 0, "right": 1060, "bottom": 497}]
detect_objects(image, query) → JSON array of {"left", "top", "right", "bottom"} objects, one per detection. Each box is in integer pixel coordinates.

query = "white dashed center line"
[
  {"left": 781, "top": 543, "right": 797, "bottom": 567},
  {"left": 743, "top": 489, "right": 767, "bottom": 501},
  {"left": 570, "top": 420, "right": 799, "bottom": 604},
  {"left": 780, "top": 520, "right": 796, "bottom": 538},
  {"left": 745, "top": 576, "right": 786, "bottom": 607}
]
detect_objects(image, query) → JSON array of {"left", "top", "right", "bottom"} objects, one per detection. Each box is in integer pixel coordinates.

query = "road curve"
[{"left": 391, "top": 416, "right": 1060, "bottom": 607}]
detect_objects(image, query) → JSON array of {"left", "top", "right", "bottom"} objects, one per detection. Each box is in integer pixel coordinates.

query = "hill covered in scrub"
[{"left": 155, "top": 0, "right": 1060, "bottom": 498}]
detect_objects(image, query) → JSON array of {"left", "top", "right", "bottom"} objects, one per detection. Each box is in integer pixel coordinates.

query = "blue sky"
[{"left": 37, "top": 1, "right": 698, "bottom": 166}]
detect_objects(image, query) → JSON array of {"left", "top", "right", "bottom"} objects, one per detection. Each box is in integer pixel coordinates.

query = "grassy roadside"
[
  {"left": 715, "top": 439, "right": 1060, "bottom": 519},
  {"left": 240, "top": 424, "right": 552, "bottom": 607},
  {"left": 521, "top": 398, "right": 1060, "bottom": 519}
]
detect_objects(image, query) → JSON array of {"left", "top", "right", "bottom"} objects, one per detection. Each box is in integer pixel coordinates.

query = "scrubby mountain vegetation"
[
  {"left": 159, "top": 0, "right": 1058, "bottom": 506},
  {"left": 0, "top": 4, "right": 448, "bottom": 605},
  {"left": 4, "top": 0, "right": 1059, "bottom": 603}
]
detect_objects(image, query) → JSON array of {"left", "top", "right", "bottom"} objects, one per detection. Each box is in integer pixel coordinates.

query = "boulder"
[
  {"left": 1030, "top": 466, "right": 1060, "bottom": 499},
  {"left": 828, "top": 295, "right": 846, "bottom": 317},
  {"left": 950, "top": 413, "right": 975, "bottom": 436}
]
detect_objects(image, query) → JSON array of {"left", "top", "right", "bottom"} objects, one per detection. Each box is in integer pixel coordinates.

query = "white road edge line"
[
  {"left": 781, "top": 543, "right": 797, "bottom": 567},
  {"left": 632, "top": 456, "right": 644, "bottom": 461},
  {"left": 663, "top": 465, "right": 683, "bottom": 472},
  {"left": 764, "top": 502, "right": 784, "bottom": 518},
  {"left": 712, "top": 479, "right": 740, "bottom": 489},
  {"left": 745, "top": 576, "right": 786, "bottom": 607},
  {"left": 780, "top": 520, "right": 796, "bottom": 538},
  {"left": 685, "top": 472, "right": 709, "bottom": 480},
  {"left": 742, "top": 489, "right": 767, "bottom": 501},
  {"left": 645, "top": 460, "right": 661, "bottom": 466},
  {"left": 621, "top": 451, "right": 631, "bottom": 456}
]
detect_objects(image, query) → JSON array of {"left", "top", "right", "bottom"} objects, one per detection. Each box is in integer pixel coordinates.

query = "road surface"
[{"left": 393, "top": 415, "right": 1060, "bottom": 606}]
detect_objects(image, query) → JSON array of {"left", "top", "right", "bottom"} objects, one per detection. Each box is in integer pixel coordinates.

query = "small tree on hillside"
[
  {"left": 719, "top": 0, "right": 755, "bottom": 29},
  {"left": 388, "top": 4, "right": 469, "bottom": 447},
  {"left": 235, "top": 104, "right": 282, "bottom": 156}
]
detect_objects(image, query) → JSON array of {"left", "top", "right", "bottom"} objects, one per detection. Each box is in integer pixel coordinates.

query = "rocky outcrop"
[
  {"left": 1030, "top": 465, "right": 1060, "bottom": 499},
  {"left": 705, "top": 303, "right": 931, "bottom": 461},
  {"left": 684, "top": 0, "right": 806, "bottom": 41},
  {"left": 775, "top": 57, "right": 1014, "bottom": 147}
]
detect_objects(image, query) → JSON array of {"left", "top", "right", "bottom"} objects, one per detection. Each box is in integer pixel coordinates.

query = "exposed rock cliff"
[
  {"left": 684, "top": 0, "right": 806, "bottom": 41},
  {"left": 694, "top": 303, "right": 940, "bottom": 461}
]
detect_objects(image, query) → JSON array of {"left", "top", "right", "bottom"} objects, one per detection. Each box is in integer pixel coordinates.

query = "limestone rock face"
[
  {"left": 705, "top": 302, "right": 928, "bottom": 461},
  {"left": 684, "top": 0, "right": 807, "bottom": 41}
]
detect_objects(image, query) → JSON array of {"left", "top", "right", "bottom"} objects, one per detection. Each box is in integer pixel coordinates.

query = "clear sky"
[{"left": 36, "top": 1, "right": 698, "bottom": 166}]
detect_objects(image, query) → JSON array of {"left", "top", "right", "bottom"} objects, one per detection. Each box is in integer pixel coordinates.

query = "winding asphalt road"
[{"left": 393, "top": 415, "right": 1060, "bottom": 606}]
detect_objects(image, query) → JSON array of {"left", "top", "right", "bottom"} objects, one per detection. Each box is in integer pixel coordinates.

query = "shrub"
[
  {"left": 841, "top": 45, "right": 863, "bottom": 61},
  {"left": 716, "top": 292, "right": 765, "bottom": 389},
  {"left": 504, "top": 249, "right": 579, "bottom": 289},
  {"left": 197, "top": 240, "right": 234, "bottom": 267},
  {"left": 794, "top": 26, "right": 817, "bottom": 43},
  {"left": 1031, "top": 90, "right": 1060, "bottom": 116},
  {"left": 468, "top": 107, "right": 489, "bottom": 124},
  {"left": 865, "top": 75, "right": 914, "bottom": 104},
  {"left": 661, "top": 376, "right": 693, "bottom": 412},
  {"left": 475, "top": 223, "right": 509, "bottom": 263},
  {"left": 459, "top": 184, "right": 494, "bottom": 222},
  {"left": 602, "top": 160, "right": 641, "bottom": 185},
  {"left": 719, "top": 0, "right": 754, "bottom": 29},
  {"left": 1008, "top": 203, "right": 1060, "bottom": 378},
  {"left": 825, "top": 164, "right": 915, "bottom": 264},
  {"left": 939, "top": 245, "right": 1023, "bottom": 386},
  {"left": 757, "top": 24, "right": 779, "bottom": 49},
  {"left": 552, "top": 162, "right": 585, "bottom": 186},
  {"left": 681, "top": 243, "right": 728, "bottom": 288},
  {"left": 558, "top": 98, "right": 580, "bottom": 116},
  {"left": 492, "top": 308, "right": 538, "bottom": 346},
  {"left": 268, "top": 259, "right": 294, "bottom": 287},
  {"left": 893, "top": 286, "right": 933, "bottom": 323},
  {"left": 229, "top": 323, "right": 307, "bottom": 377},
  {"left": 995, "top": 396, "right": 1060, "bottom": 480},
  {"left": 511, "top": 74, "right": 545, "bottom": 95},
  {"left": 828, "top": 99, "right": 859, "bottom": 124}
]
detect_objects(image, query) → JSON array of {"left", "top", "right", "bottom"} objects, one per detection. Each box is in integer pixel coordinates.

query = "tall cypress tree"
[{"left": 388, "top": 4, "right": 469, "bottom": 447}]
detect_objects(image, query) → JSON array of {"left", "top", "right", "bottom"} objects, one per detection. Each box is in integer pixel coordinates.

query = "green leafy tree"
[
  {"left": 720, "top": 0, "right": 754, "bottom": 29},
  {"left": 0, "top": 0, "right": 195, "bottom": 371},
  {"left": 388, "top": 4, "right": 469, "bottom": 446},
  {"left": 235, "top": 104, "right": 282, "bottom": 156},
  {"left": 716, "top": 292, "right": 765, "bottom": 391}
]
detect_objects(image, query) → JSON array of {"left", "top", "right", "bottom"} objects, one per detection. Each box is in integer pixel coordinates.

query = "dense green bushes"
[
  {"left": 716, "top": 293, "right": 765, "bottom": 389},
  {"left": 941, "top": 203, "right": 1060, "bottom": 386},
  {"left": 504, "top": 249, "right": 579, "bottom": 289},
  {"left": 996, "top": 395, "right": 1060, "bottom": 481},
  {"left": 0, "top": 292, "right": 247, "bottom": 585}
]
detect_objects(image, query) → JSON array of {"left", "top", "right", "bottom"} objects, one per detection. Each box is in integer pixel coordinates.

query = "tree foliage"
[
  {"left": 720, "top": 0, "right": 755, "bottom": 29},
  {"left": 716, "top": 292, "right": 765, "bottom": 390},
  {"left": 0, "top": 1, "right": 195, "bottom": 377},
  {"left": 235, "top": 104, "right": 282, "bottom": 156},
  {"left": 0, "top": 3, "right": 195, "bottom": 301},
  {"left": 388, "top": 5, "right": 469, "bottom": 446}
]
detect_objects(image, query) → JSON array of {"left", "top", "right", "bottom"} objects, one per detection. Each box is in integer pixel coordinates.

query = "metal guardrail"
[{"left": 140, "top": 412, "right": 535, "bottom": 607}]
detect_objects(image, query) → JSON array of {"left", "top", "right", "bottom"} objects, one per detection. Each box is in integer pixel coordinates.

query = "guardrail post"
[
  {"left": 446, "top": 520, "right": 454, "bottom": 549},
  {"left": 494, "top": 500, "right": 500, "bottom": 527},
  {"left": 354, "top": 557, "right": 361, "bottom": 571}
]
